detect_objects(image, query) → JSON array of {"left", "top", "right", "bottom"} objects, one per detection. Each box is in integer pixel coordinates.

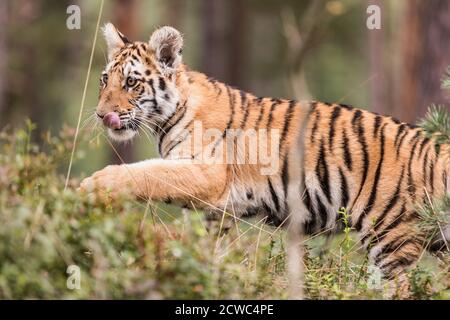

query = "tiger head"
[{"left": 97, "top": 23, "right": 184, "bottom": 141}]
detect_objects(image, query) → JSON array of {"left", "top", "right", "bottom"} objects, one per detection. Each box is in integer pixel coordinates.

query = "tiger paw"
[{"left": 79, "top": 164, "right": 136, "bottom": 202}]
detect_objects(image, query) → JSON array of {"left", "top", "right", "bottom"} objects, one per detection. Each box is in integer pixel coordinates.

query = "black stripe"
[
  {"left": 139, "top": 98, "right": 156, "bottom": 105},
  {"left": 339, "top": 103, "right": 353, "bottom": 111},
  {"left": 240, "top": 91, "right": 249, "bottom": 129},
  {"left": 390, "top": 117, "right": 401, "bottom": 125},
  {"left": 310, "top": 108, "right": 320, "bottom": 144},
  {"left": 338, "top": 167, "right": 349, "bottom": 210},
  {"left": 342, "top": 128, "right": 353, "bottom": 171},
  {"left": 383, "top": 256, "right": 417, "bottom": 278},
  {"left": 375, "top": 238, "right": 416, "bottom": 267},
  {"left": 271, "top": 98, "right": 283, "bottom": 104},
  {"left": 148, "top": 79, "right": 156, "bottom": 95},
  {"left": 118, "top": 32, "right": 131, "bottom": 44},
  {"left": 266, "top": 100, "right": 281, "bottom": 129},
  {"left": 350, "top": 110, "right": 369, "bottom": 212},
  {"left": 255, "top": 99, "right": 265, "bottom": 129},
  {"left": 280, "top": 100, "right": 296, "bottom": 151},
  {"left": 281, "top": 155, "right": 289, "bottom": 199},
  {"left": 418, "top": 137, "right": 430, "bottom": 158},
  {"left": 351, "top": 109, "right": 362, "bottom": 126},
  {"left": 316, "top": 139, "right": 332, "bottom": 203},
  {"left": 223, "top": 86, "right": 236, "bottom": 137},
  {"left": 263, "top": 203, "right": 283, "bottom": 227},
  {"left": 407, "top": 132, "right": 421, "bottom": 198},
  {"left": 316, "top": 192, "right": 328, "bottom": 230},
  {"left": 395, "top": 129, "right": 409, "bottom": 158},
  {"left": 355, "top": 124, "right": 386, "bottom": 231},
  {"left": 162, "top": 120, "right": 193, "bottom": 157},
  {"left": 373, "top": 115, "right": 382, "bottom": 138},
  {"left": 268, "top": 179, "right": 280, "bottom": 212},
  {"left": 159, "top": 77, "right": 166, "bottom": 91},
  {"left": 444, "top": 170, "right": 448, "bottom": 194},
  {"left": 429, "top": 158, "right": 435, "bottom": 194},
  {"left": 208, "top": 77, "right": 221, "bottom": 96},
  {"left": 329, "top": 106, "right": 341, "bottom": 151},
  {"left": 394, "top": 124, "right": 406, "bottom": 147},
  {"left": 210, "top": 86, "right": 236, "bottom": 157},
  {"left": 362, "top": 167, "right": 405, "bottom": 243},
  {"left": 422, "top": 150, "right": 429, "bottom": 187},
  {"left": 373, "top": 202, "right": 407, "bottom": 245},
  {"left": 303, "top": 187, "right": 316, "bottom": 235},
  {"left": 215, "top": 82, "right": 223, "bottom": 96},
  {"left": 158, "top": 102, "right": 187, "bottom": 154}
]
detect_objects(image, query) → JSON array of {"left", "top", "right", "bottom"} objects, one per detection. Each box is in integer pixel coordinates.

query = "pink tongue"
[{"left": 103, "top": 112, "right": 121, "bottom": 129}]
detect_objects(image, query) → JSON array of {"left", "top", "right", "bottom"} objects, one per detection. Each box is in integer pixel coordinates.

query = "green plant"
[{"left": 0, "top": 123, "right": 448, "bottom": 299}]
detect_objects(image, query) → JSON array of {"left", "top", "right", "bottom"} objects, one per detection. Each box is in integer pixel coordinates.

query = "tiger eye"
[
  {"left": 126, "top": 77, "right": 137, "bottom": 87},
  {"left": 101, "top": 74, "right": 108, "bottom": 85}
]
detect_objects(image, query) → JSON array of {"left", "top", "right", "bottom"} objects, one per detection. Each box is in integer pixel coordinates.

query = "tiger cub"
[{"left": 80, "top": 24, "right": 450, "bottom": 295}]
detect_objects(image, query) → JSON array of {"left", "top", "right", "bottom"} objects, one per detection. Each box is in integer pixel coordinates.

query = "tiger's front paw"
[{"left": 79, "top": 165, "right": 136, "bottom": 201}]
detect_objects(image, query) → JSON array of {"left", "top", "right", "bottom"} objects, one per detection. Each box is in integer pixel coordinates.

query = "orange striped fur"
[{"left": 80, "top": 24, "right": 450, "bottom": 296}]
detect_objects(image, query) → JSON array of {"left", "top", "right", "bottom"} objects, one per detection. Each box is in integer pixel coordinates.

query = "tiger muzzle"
[{"left": 103, "top": 112, "right": 122, "bottom": 129}]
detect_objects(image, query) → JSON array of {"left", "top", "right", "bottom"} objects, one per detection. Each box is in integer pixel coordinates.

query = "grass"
[{"left": 0, "top": 123, "right": 448, "bottom": 299}]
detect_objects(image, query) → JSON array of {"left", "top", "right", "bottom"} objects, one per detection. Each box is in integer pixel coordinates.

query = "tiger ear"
[
  {"left": 102, "top": 23, "right": 129, "bottom": 60},
  {"left": 149, "top": 26, "right": 183, "bottom": 75}
]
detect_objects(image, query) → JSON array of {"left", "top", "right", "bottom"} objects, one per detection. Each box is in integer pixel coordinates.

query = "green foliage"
[
  {"left": 419, "top": 71, "right": 450, "bottom": 145},
  {"left": 441, "top": 67, "right": 450, "bottom": 91},
  {"left": 417, "top": 195, "right": 450, "bottom": 249},
  {"left": 0, "top": 125, "right": 448, "bottom": 299},
  {"left": 419, "top": 105, "right": 450, "bottom": 146},
  {"left": 0, "top": 125, "right": 289, "bottom": 299}
]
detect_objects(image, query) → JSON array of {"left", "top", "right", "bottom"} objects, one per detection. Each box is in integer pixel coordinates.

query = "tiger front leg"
[{"left": 79, "top": 159, "right": 228, "bottom": 208}]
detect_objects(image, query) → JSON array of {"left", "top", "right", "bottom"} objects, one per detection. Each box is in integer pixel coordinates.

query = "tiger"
[{"left": 80, "top": 23, "right": 450, "bottom": 298}]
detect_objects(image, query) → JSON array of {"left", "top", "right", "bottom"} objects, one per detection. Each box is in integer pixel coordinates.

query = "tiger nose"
[{"left": 103, "top": 112, "right": 121, "bottom": 129}]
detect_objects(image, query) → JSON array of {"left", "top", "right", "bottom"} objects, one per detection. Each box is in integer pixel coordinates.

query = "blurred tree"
[
  {"left": 201, "top": 0, "right": 249, "bottom": 90},
  {"left": 110, "top": 0, "right": 138, "bottom": 164},
  {"left": 0, "top": 1, "right": 7, "bottom": 117},
  {"left": 201, "top": 0, "right": 228, "bottom": 82},
  {"left": 281, "top": 0, "right": 328, "bottom": 100},
  {"left": 11, "top": 0, "right": 42, "bottom": 131},
  {"left": 398, "top": 0, "right": 450, "bottom": 123},
  {"left": 166, "top": 0, "right": 186, "bottom": 29},
  {"left": 227, "top": 0, "right": 249, "bottom": 90},
  {"left": 367, "top": 0, "right": 386, "bottom": 114}
]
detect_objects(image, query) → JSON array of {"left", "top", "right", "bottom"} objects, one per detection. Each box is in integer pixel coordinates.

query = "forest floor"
[{"left": 0, "top": 124, "right": 449, "bottom": 300}]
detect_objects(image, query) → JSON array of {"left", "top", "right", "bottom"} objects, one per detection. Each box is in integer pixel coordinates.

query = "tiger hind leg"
[{"left": 368, "top": 224, "right": 423, "bottom": 299}]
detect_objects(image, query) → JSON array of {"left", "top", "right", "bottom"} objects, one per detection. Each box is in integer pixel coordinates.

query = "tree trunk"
[
  {"left": 201, "top": 0, "right": 228, "bottom": 82},
  {"left": 0, "top": 1, "right": 7, "bottom": 119},
  {"left": 227, "top": 0, "right": 248, "bottom": 90},
  {"left": 166, "top": 0, "right": 186, "bottom": 29},
  {"left": 398, "top": 0, "right": 450, "bottom": 123},
  {"left": 13, "top": 0, "right": 42, "bottom": 133},
  {"left": 368, "top": 0, "right": 386, "bottom": 115},
  {"left": 201, "top": 0, "right": 249, "bottom": 89}
]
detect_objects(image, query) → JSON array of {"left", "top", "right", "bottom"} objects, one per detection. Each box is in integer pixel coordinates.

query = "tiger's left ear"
[
  {"left": 149, "top": 26, "right": 183, "bottom": 75},
  {"left": 102, "top": 23, "right": 130, "bottom": 60}
]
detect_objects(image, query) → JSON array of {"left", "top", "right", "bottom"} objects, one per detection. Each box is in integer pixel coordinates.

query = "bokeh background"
[{"left": 1, "top": 0, "right": 450, "bottom": 176}]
